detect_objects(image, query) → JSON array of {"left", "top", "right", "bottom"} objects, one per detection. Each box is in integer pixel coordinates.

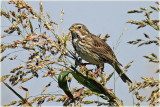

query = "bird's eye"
[{"left": 78, "top": 26, "right": 82, "bottom": 29}]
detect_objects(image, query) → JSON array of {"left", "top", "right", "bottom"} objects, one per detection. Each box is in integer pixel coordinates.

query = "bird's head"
[{"left": 69, "top": 23, "right": 90, "bottom": 39}]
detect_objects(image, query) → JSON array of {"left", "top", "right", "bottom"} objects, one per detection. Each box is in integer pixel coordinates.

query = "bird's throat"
[{"left": 71, "top": 31, "right": 86, "bottom": 40}]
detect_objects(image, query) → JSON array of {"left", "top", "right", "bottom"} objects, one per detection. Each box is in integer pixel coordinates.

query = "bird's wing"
[{"left": 89, "top": 34, "right": 122, "bottom": 66}]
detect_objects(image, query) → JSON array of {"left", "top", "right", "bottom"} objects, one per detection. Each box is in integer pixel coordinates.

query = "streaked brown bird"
[{"left": 69, "top": 23, "right": 132, "bottom": 84}]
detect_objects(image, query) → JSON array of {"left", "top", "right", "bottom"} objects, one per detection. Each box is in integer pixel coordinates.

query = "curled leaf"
[{"left": 58, "top": 71, "right": 73, "bottom": 99}]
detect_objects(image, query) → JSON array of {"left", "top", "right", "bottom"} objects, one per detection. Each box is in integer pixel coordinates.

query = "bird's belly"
[
  {"left": 72, "top": 39, "right": 104, "bottom": 65},
  {"left": 79, "top": 53, "right": 101, "bottom": 65},
  {"left": 76, "top": 46, "right": 102, "bottom": 65}
]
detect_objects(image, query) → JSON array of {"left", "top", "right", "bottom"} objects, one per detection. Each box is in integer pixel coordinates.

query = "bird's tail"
[{"left": 112, "top": 64, "right": 132, "bottom": 84}]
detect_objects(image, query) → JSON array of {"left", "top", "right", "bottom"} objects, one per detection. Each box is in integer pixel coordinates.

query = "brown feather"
[{"left": 85, "top": 34, "right": 122, "bottom": 66}]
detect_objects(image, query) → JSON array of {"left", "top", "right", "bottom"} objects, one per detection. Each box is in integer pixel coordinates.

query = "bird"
[{"left": 69, "top": 23, "right": 132, "bottom": 84}]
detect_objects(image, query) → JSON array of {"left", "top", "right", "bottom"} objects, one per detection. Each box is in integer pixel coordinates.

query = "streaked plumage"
[{"left": 69, "top": 23, "right": 132, "bottom": 83}]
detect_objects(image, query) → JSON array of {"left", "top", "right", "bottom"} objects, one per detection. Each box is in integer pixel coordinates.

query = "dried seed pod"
[
  {"left": 128, "top": 10, "right": 143, "bottom": 13},
  {"left": 150, "top": 6, "right": 158, "bottom": 11},
  {"left": 46, "top": 96, "right": 56, "bottom": 102},
  {"left": 128, "top": 41, "right": 139, "bottom": 44},
  {"left": 151, "top": 53, "right": 157, "bottom": 58},
  {"left": 140, "top": 8, "right": 147, "bottom": 10},
  {"left": 144, "top": 33, "right": 150, "bottom": 39},
  {"left": 0, "top": 55, "right": 7, "bottom": 62},
  {"left": 0, "top": 75, "right": 10, "bottom": 82}
]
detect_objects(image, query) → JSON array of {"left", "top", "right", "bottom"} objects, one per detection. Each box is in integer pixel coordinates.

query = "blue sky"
[{"left": 1, "top": 0, "right": 159, "bottom": 106}]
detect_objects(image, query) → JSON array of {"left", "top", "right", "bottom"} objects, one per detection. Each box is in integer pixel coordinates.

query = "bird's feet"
[{"left": 79, "top": 63, "right": 91, "bottom": 67}]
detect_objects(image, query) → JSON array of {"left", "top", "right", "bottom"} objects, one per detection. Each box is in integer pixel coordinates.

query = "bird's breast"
[{"left": 72, "top": 39, "right": 103, "bottom": 65}]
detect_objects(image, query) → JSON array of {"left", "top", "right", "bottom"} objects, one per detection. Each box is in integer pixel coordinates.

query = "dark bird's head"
[{"left": 69, "top": 23, "right": 90, "bottom": 39}]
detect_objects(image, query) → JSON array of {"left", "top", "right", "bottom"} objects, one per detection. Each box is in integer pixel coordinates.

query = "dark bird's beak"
[{"left": 69, "top": 27, "right": 75, "bottom": 32}]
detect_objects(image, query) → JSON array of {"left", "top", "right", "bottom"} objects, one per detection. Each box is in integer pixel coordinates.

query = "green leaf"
[
  {"left": 58, "top": 71, "right": 73, "bottom": 99},
  {"left": 70, "top": 66, "right": 114, "bottom": 99},
  {"left": 70, "top": 66, "right": 123, "bottom": 106}
]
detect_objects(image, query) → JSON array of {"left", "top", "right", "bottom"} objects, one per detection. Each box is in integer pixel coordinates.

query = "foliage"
[
  {"left": 0, "top": 0, "right": 159, "bottom": 106},
  {"left": 127, "top": 2, "right": 160, "bottom": 106},
  {"left": 0, "top": 0, "right": 122, "bottom": 106}
]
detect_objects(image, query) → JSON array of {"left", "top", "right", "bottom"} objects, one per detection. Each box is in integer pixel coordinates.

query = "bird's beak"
[{"left": 69, "top": 27, "right": 75, "bottom": 32}]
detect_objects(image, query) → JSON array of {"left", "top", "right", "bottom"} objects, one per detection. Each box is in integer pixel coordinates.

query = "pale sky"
[{"left": 1, "top": 0, "right": 159, "bottom": 106}]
